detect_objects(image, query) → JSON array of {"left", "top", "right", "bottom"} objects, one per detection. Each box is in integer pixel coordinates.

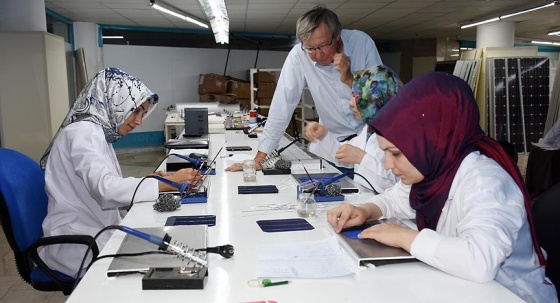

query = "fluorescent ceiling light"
[
  {"left": 501, "top": 1, "right": 557, "bottom": 19},
  {"left": 548, "top": 29, "right": 560, "bottom": 36},
  {"left": 149, "top": 0, "right": 209, "bottom": 29},
  {"left": 102, "top": 36, "right": 124, "bottom": 39},
  {"left": 461, "top": 17, "right": 500, "bottom": 29},
  {"left": 461, "top": 1, "right": 558, "bottom": 29},
  {"left": 531, "top": 40, "right": 560, "bottom": 46},
  {"left": 198, "top": 0, "right": 229, "bottom": 44}
]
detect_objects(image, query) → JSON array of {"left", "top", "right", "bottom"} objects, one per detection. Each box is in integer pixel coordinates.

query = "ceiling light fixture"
[
  {"left": 461, "top": 17, "right": 500, "bottom": 29},
  {"left": 149, "top": 0, "right": 209, "bottom": 29},
  {"left": 461, "top": 0, "right": 558, "bottom": 29},
  {"left": 198, "top": 0, "right": 229, "bottom": 44},
  {"left": 102, "top": 36, "right": 124, "bottom": 39},
  {"left": 531, "top": 40, "right": 560, "bottom": 46},
  {"left": 548, "top": 29, "right": 560, "bottom": 36}
]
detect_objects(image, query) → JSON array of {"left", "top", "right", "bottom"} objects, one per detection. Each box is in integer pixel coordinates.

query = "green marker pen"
[{"left": 261, "top": 279, "right": 290, "bottom": 287}]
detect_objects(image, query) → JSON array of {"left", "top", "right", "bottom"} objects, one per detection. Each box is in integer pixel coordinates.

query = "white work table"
[{"left": 66, "top": 130, "right": 523, "bottom": 303}]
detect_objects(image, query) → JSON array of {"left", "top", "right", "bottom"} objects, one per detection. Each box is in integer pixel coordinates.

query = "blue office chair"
[
  {"left": 532, "top": 182, "right": 560, "bottom": 298},
  {"left": 0, "top": 148, "right": 99, "bottom": 295}
]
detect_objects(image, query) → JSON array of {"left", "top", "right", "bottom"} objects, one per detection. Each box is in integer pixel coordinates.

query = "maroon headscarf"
[{"left": 370, "top": 72, "right": 545, "bottom": 266}]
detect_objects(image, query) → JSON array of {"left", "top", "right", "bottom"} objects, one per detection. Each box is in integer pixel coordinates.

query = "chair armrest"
[{"left": 28, "top": 235, "right": 99, "bottom": 284}]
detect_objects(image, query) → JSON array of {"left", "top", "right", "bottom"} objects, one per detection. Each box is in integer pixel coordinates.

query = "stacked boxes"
[
  {"left": 253, "top": 71, "right": 277, "bottom": 107},
  {"left": 198, "top": 73, "right": 238, "bottom": 104},
  {"left": 227, "top": 80, "right": 251, "bottom": 110}
]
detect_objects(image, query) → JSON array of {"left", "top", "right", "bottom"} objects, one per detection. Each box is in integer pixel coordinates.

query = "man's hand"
[
  {"left": 333, "top": 53, "right": 352, "bottom": 87},
  {"left": 304, "top": 122, "right": 327, "bottom": 142},
  {"left": 335, "top": 144, "right": 366, "bottom": 165}
]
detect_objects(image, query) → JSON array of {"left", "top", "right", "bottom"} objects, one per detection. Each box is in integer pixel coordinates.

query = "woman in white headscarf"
[{"left": 39, "top": 68, "right": 200, "bottom": 277}]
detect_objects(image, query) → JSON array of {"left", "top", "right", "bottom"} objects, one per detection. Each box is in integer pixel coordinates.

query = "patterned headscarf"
[
  {"left": 352, "top": 64, "right": 403, "bottom": 138},
  {"left": 40, "top": 67, "right": 159, "bottom": 169},
  {"left": 370, "top": 72, "right": 545, "bottom": 266}
]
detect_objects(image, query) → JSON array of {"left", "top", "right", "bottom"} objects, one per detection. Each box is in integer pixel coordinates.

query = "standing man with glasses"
[{"left": 226, "top": 5, "right": 382, "bottom": 172}]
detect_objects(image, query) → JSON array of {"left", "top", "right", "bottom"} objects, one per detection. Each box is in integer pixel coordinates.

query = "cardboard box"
[
  {"left": 227, "top": 81, "right": 251, "bottom": 99},
  {"left": 256, "top": 98, "right": 272, "bottom": 106},
  {"left": 256, "top": 83, "right": 276, "bottom": 98},
  {"left": 199, "top": 73, "right": 228, "bottom": 95},
  {"left": 238, "top": 98, "right": 251, "bottom": 110},
  {"left": 285, "top": 115, "right": 303, "bottom": 137},
  {"left": 199, "top": 93, "right": 238, "bottom": 104},
  {"left": 254, "top": 71, "right": 276, "bottom": 83}
]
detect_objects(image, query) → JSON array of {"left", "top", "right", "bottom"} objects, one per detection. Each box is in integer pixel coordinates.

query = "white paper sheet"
[{"left": 256, "top": 235, "right": 354, "bottom": 278}]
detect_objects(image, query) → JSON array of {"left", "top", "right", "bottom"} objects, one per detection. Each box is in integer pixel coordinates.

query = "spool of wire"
[
  {"left": 274, "top": 159, "right": 292, "bottom": 170},
  {"left": 153, "top": 194, "right": 181, "bottom": 212},
  {"left": 262, "top": 153, "right": 281, "bottom": 169},
  {"left": 325, "top": 183, "right": 342, "bottom": 196}
]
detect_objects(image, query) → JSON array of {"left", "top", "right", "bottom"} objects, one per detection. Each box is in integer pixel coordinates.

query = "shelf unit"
[{"left": 249, "top": 68, "right": 318, "bottom": 137}]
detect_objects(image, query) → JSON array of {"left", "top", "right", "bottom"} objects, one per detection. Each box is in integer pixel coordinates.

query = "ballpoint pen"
[{"left": 220, "top": 154, "right": 233, "bottom": 158}]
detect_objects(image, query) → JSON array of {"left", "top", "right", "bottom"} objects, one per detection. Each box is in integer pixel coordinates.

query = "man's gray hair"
[{"left": 296, "top": 5, "right": 342, "bottom": 43}]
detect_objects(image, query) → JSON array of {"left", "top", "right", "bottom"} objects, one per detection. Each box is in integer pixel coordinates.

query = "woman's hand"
[
  {"left": 151, "top": 170, "right": 170, "bottom": 177},
  {"left": 327, "top": 203, "right": 369, "bottom": 233},
  {"left": 335, "top": 144, "right": 366, "bottom": 165},
  {"left": 157, "top": 168, "right": 201, "bottom": 192},
  {"left": 358, "top": 222, "right": 418, "bottom": 252},
  {"left": 304, "top": 122, "right": 327, "bottom": 142},
  {"left": 170, "top": 168, "right": 201, "bottom": 183}
]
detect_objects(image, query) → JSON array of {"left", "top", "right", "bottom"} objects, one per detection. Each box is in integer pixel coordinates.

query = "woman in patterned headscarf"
[
  {"left": 39, "top": 68, "right": 200, "bottom": 277},
  {"left": 305, "top": 64, "right": 402, "bottom": 192},
  {"left": 327, "top": 72, "right": 557, "bottom": 303}
]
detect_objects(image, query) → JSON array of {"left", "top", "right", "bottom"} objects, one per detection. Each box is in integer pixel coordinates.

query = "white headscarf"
[{"left": 40, "top": 67, "right": 159, "bottom": 169}]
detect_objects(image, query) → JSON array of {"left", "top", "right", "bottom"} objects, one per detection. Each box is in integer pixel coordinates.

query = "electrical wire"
[
  {"left": 128, "top": 176, "right": 152, "bottom": 211},
  {"left": 152, "top": 153, "right": 172, "bottom": 174},
  {"left": 72, "top": 225, "right": 122, "bottom": 292},
  {"left": 313, "top": 156, "right": 380, "bottom": 195},
  {"left": 348, "top": 171, "right": 379, "bottom": 195}
]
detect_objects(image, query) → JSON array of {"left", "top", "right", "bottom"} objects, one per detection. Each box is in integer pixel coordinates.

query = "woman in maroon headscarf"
[{"left": 327, "top": 72, "right": 557, "bottom": 303}]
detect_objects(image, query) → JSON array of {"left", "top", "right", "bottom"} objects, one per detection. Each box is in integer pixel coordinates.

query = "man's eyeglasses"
[{"left": 301, "top": 35, "right": 335, "bottom": 54}]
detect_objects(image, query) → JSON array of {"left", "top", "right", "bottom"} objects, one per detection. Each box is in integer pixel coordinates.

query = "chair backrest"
[
  {"left": 0, "top": 148, "right": 48, "bottom": 254},
  {"left": 532, "top": 182, "right": 560, "bottom": 297}
]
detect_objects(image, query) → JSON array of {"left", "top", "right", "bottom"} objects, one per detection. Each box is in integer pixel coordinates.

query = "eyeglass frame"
[{"left": 301, "top": 34, "right": 335, "bottom": 54}]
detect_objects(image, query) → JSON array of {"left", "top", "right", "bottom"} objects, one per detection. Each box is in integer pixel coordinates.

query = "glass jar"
[
  {"left": 296, "top": 192, "right": 316, "bottom": 218},
  {"left": 225, "top": 114, "right": 233, "bottom": 128},
  {"left": 243, "top": 159, "right": 257, "bottom": 182}
]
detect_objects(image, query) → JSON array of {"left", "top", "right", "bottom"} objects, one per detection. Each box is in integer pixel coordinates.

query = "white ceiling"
[{"left": 45, "top": 0, "right": 560, "bottom": 43}]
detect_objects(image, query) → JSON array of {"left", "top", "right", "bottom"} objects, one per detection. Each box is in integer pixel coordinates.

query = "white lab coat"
[
  {"left": 308, "top": 127, "right": 398, "bottom": 193},
  {"left": 373, "top": 152, "right": 558, "bottom": 303},
  {"left": 40, "top": 121, "right": 159, "bottom": 277}
]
